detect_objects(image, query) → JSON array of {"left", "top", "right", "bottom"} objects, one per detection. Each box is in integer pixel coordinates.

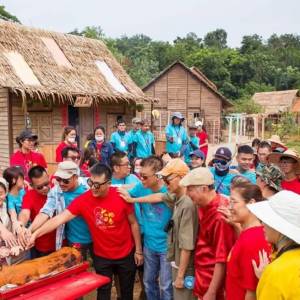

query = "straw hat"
[
  {"left": 268, "top": 149, "right": 300, "bottom": 174},
  {"left": 268, "top": 135, "right": 285, "bottom": 147},
  {"left": 247, "top": 191, "right": 300, "bottom": 244}
]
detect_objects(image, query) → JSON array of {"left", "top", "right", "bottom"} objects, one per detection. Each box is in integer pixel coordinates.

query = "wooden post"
[
  {"left": 22, "top": 97, "right": 31, "bottom": 129},
  {"left": 261, "top": 115, "right": 265, "bottom": 140},
  {"left": 228, "top": 116, "right": 233, "bottom": 144},
  {"left": 254, "top": 115, "right": 258, "bottom": 138},
  {"left": 236, "top": 116, "right": 239, "bottom": 144}
]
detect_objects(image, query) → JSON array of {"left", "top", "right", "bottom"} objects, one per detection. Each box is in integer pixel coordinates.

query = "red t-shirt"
[
  {"left": 197, "top": 131, "right": 208, "bottom": 158},
  {"left": 194, "top": 194, "right": 236, "bottom": 299},
  {"left": 22, "top": 190, "right": 56, "bottom": 253},
  {"left": 55, "top": 141, "right": 77, "bottom": 162},
  {"left": 226, "top": 226, "right": 271, "bottom": 300},
  {"left": 10, "top": 150, "right": 47, "bottom": 181},
  {"left": 67, "top": 187, "right": 134, "bottom": 259},
  {"left": 281, "top": 178, "right": 300, "bottom": 195}
]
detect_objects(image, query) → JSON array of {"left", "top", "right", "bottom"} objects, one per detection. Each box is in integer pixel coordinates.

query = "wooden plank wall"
[
  {"left": 0, "top": 88, "right": 10, "bottom": 173},
  {"left": 143, "top": 64, "right": 223, "bottom": 143}
]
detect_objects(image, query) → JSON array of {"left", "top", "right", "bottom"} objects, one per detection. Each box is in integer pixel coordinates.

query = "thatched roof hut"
[
  {"left": 0, "top": 20, "right": 149, "bottom": 104},
  {"left": 252, "top": 89, "right": 300, "bottom": 114},
  {"left": 0, "top": 20, "right": 152, "bottom": 173}
]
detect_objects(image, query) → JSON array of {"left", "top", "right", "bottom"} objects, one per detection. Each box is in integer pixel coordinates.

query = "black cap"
[
  {"left": 16, "top": 129, "right": 38, "bottom": 142},
  {"left": 214, "top": 147, "right": 232, "bottom": 161}
]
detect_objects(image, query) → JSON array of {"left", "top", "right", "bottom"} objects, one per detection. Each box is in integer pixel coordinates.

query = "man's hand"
[
  {"left": 252, "top": 250, "right": 269, "bottom": 279},
  {"left": 118, "top": 188, "right": 135, "bottom": 203},
  {"left": 27, "top": 231, "right": 37, "bottom": 249},
  {"left": 134, "top": 252, "right": 143, "bottom": 266},
  {"left": 0, "top": 228, "right": 18, "bottom": 248},
  {"left": 12, "top": 221, "right": 24, "bottom": 235},
  {"left": 17, "top": 227, "right": 32, "bottom": 249},
  {"left": 173, "top": 276, "right": 184, "bottom": 289}
]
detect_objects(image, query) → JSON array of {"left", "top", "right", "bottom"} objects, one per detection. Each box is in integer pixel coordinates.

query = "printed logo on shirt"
[{"left": 94, "top": 207, "right": 115, "bottom": 229}]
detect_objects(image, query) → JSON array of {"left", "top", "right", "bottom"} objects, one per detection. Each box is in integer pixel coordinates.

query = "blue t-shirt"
[
  {"left": 209, "top": 167, "right": 236, "bottom": 196},
  {"left": 133, "top": 130, "right": 155, "bottom": 158},
  {"left": 64, "top": 184, "right": 92, "bottom": 244},
  {"left": 111, "top": 174, "right": 141, "bottom": 188},
  {"left": 183, "top": 135, "right": 200, "bottom": 165},
  {"left": 129, "top": 182, "right": 171, "bottom": 253},
  {"left": 7, "top": 188, "right": 25, "bottom": 215},
  {"left": 110, "top": 131, "right": 132, "bottom": 152},
  {"left": 239, "top": 170, "right": 257, "bottom": 184},
  {"left": 165, "top": 124, "right": 187, "bottom": 154},
  {"left": 230, "top": 166, "right": 257, "bottom": 184}
]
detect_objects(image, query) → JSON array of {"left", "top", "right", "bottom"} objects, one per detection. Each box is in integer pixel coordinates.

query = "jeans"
[
  {"left": 143, "top": 247, "right": 173, "bottom": 300},
  {"left": 93, "top": 250, "right": 136, "bottom": 300}
]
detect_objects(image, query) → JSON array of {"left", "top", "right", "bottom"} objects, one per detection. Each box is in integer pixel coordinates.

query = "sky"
[{"left": 2, "top": 0, "right": 299, "bottom": 47}]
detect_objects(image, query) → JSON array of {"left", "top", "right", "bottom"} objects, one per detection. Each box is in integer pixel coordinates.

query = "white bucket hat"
[{"left": 247, "top": 190, "right": 300, "bottom": 244}]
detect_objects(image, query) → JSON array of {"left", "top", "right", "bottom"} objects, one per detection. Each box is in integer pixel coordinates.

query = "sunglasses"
[
  {"left": 140, "top": 174, "right": 156, "bottom": 180},
  {"left": 56, "top": 177, "right": 72, "bottom": 184},
  {"left": 87, "top": 178, "right": 110, "bottom": 189},
  {"left": 163, "top": 175, "right": 179, "bottom": 185},
  {"left": 213, "top": 159, "right": 228, "bottom": 166},
  {"left": 33, "top": 181, "right": 50, "bottom": 190}
]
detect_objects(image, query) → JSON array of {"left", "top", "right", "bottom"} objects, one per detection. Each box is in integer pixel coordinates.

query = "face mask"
[
  {"left": 214, "top": 160, "right": 231, "bottom": 176},
  {"left": 134, "top": 167, "right": 141, "bottom": 174},
  {"left": 68, "top": 137, "right": 76, "bottom": 144},
  {"left": 95, "top": 136, "right": 104, "bottom": 142}
]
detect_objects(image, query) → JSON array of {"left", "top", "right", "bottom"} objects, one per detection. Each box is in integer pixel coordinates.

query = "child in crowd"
[{"left": 3, "top": 167, "right": 26, "bottom": 235}]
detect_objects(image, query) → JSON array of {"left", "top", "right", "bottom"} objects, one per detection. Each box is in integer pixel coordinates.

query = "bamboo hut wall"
[
  {"left": 0, "top": 88, "right": 10, "bottom": 172},
  {"left": 143, "top": 63, "right": 224, "bottom": 143}
]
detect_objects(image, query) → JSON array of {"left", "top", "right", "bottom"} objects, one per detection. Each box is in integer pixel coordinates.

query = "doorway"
[{"left": 68, "top": 106, "right": 94, "bottom": 148}]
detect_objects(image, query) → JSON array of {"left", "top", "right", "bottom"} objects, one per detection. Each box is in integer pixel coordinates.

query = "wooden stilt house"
[{"left": 142, "top": 61, "right": 232, "bottom": 144}]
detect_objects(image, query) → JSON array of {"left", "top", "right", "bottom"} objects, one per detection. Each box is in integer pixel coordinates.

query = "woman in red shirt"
[
  {"left": 196, "top": 121, "right": 208, "bottom": 161},
  {"left": 55, "top": 126, "right": 77, "bottom": 162},
  {"left": 10, "top": 130, "right": 47, "bottom": 181},
  {"left": 226, "top": 182, "right": 271, "bottom": 300}
]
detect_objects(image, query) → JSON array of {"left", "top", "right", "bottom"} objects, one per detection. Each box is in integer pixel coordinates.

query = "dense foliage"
[{"left": 72, "top": 27, "right": 300, "bottom": 107}]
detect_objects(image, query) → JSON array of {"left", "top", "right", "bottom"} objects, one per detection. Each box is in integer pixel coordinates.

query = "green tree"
[
  {"left": 0, "top": 5, "right": 20, "bottom": 23},
  {"left": 204, "top": 29, "right": 227, "bottom": 49}
]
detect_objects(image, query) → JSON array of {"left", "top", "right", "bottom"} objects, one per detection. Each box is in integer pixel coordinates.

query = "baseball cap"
[
  {"left": 180, "top": 167, "right": 214, "bottom": 187},
  {"left": 256, "top": 164, "right": 284, "bottom": 192},
  {"left": 171, "top": 112, "right": 185, "bottom": 121},
  {"left": 189, "top": 149, "right": 205, "bottom": 160},
  {"left": 132, "top": 117, "right": 142, "bottom": 124},
  {"left": 214, "top": 147, "right": 232, "bottom": 161},
  {"left": 17, "top": 129, "right": 38, "bottom": 141},
  {"left": 54, "top": 161, "right": 79, "bottom": 179},
  {"left": 157, "top": 158, "right": 189, "bottom": 177}
]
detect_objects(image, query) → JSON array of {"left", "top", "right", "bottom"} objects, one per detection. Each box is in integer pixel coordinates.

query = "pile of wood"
[{"left": 0, "top": 247, "right": 82, "bottom": 286}]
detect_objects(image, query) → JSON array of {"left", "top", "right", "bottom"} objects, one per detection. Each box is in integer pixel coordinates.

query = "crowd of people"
[{"left": 0, "top": 111, "right": 300, "bottom": 300}]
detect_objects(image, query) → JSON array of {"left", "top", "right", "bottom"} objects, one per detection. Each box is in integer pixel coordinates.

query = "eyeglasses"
[
  {"left": 279, "top": 160, "right": 296, "bottom": 165},
  {"left": 67, "top": 155, "right": 81, "bottom": 161},
  {"left": 163, "top": 175, "right": 179, "bottom": 185},
  {"left": 56, "top": 177, "right": 72, "bottom": 184},
  {"left": 87, "top": 178, "right": 110, "bottom": 189},
  {"left": 33, "top": 181, "right": 50, "bottom": 190},
  {"left": 118, "top": 163, "right": 130, "bottom": 167},
  {"left": 140, "top": 174, "right": 156, "bottom": 180}
]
